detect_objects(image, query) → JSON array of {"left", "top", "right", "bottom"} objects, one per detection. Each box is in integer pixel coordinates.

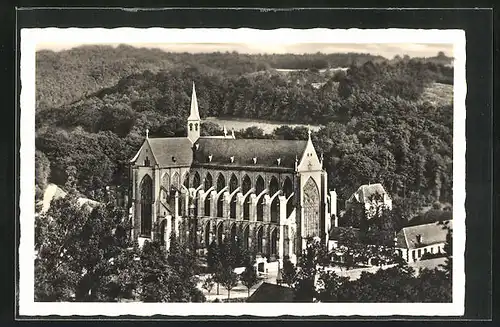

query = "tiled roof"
[
  {"left": 396, "top": 220, "right": 452, "bottom": 249},
  {"left": 246, "top": 282, "right": 295, "bottom": 302},
  {"left": 347, "top": 183, "right": 388, "bottom": 203},
  {"left": 193, "top": 138, "right": 307, "bottom": 170},
  {"left": 147, "top": 137, "right": 194, "bottom": 167}
]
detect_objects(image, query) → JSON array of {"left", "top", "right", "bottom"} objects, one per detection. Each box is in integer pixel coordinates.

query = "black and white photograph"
[{"left": 19, "top": 27, "right": 466, "bottom": 316}]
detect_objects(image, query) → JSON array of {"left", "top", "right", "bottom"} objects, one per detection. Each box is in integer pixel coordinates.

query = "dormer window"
[
  {"left": 208, "top": 155, "right": 213, "bottom": 162},
  {"left": 416, "top": 234, "right": 422, "bottom": 244},
  {"left": 144, "top": 156, "right": 150, "bottom": 166},
  {"left": 277, "top": 158, "right": 281, "bottom": 166},
  {"left": 230, "top": 156, "right": 235, "bottom": 163},
  {"left": 252, "top": 157, "right": 257, "bottom": 164},
  {"left": 195, "top": 143, "right": 200, "bottom": 150},
  {"left": 172, "top": 156, "right": 176, "bottom": 163}
]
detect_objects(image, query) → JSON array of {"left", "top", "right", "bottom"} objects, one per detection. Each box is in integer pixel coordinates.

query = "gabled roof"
[
  {"left": 347, "top": 183, "right": 388, "bottom": 203},
  {"left": 146, "top": 137, "right": 193, "bottom": 168},
  {"left": 246, "top": 282, "right": 295, "bottom": 302},
  {"left": 193, "top": 138, "right": 307, "bottom": 170},
  {"left": 396, "top": 220, "right": 452, "bottom": 249}
]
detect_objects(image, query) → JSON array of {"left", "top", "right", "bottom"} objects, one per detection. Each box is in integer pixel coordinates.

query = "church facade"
[{"left": 129, "top": 83, "right": 338, "bottom": 263}]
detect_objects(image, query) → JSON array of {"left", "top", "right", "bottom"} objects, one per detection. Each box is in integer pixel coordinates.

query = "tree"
[
  {"left": 293, "top": 238, "right": 329, "bottom": 302},
  {"left": 202, "top": 275, "right": 215, "bottom": 295},
  {"left": 281, "top": 257, "right": 297, "bottom": 287},
  {"left": 35, "top": 191, "right": 136, "bottom": 302},
  {"left": 440, "top": 222, "right": 453, "bottom": 280},
  {"left": 240, "top": 263, "right": 258, "bottom": 297},
  {"left": 219, "top": 267, "right": 239, "bottom": 300}
]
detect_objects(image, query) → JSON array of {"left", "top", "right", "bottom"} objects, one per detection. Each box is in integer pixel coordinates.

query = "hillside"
[
  {"left": 35, "top": 53, "right": 453, "bottom": 211},
  {"left": 36, "top": 45, "right": 390, "bottom": 109}
]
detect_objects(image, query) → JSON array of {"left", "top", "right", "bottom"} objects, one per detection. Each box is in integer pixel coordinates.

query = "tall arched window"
[
  {"left": 269, "top": 177, "right": 279, "bottom": 223},
  {"left": 230, "top": 223, "right": 237, "bottom": 244},
  {"left": 192, "top": 171, "right": 201, "bottom": 189},
  {"left": 283, "top": 177, "right": 294, "bottom": 218},
  {"left": 229, "top": 174, "right": 239, "bottom": 218},
  {"left": 216, "top": 174, "right": 226, "bottom": 218},
  {"left": 204, "top": 172, "right": 213, "bottom": 190},
  {"left": 256, "top": 175, "right": 265, "bottom": 221},
  {"left": 183, "top": 172, "right": 190, "bottom": 189},
  {"left": 270, "top": 228, "right": 278, "bottom": 256},
  {"left": 217, "top": 222, "right": 224, "bottom": 245},
  {"left": 171, "top": 172, "right": 180, "bottom": 190},
  {"left": 243, "top": 225, "right": 250, "bottom": 249},
  {"left": 242, "top": 175, "right": 251, "bottom": 220},
  {"left": 140, "top": 175, "right": 153, "bottom": 237},
  {"left": 303, "top": 177, "right": 320, "bottom": 238},
  {"left": 257, "top": 226, "right": 264, "bottom": 254},
  {"left": 255, "top": 175, "right": 265, "bottom": 194}
]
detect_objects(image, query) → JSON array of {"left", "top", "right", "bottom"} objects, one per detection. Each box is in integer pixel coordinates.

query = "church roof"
[
  {"left": 396, "top": 220, "right": 452, "bottom": 249},
  {"left": 193, "top": 138, "right": 307, "bottom": 170},
  {"left": 347, "top": 183, "right": 388, "bottom": 203},
  {"left": 147, "top": 137, "right": 193, "bottom": 167}
]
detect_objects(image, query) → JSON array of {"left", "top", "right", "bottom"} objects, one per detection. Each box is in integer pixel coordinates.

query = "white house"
[
  {"left": 345, "top": 183, "right": 392, "bottom": 219},
  {"left": 395, "top": 220, "right": 452, "bottom": 263}
]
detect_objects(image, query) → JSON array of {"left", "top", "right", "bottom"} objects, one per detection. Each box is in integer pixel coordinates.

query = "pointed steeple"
[
  {"left": 187, "top": 82, "right": 201, "bottom": 143},
  {"left": 188, "top": 82, "right": 200, "bottom": 120}
]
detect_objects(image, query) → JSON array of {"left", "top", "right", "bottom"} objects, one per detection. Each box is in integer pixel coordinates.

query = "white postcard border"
[{"left": 19, "top": 27, "right": 466, "bottom": 317}]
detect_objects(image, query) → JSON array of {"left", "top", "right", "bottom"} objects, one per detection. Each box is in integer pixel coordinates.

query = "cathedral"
[{"left": 129, "top": 83, "right": 338, "bottom": 264}]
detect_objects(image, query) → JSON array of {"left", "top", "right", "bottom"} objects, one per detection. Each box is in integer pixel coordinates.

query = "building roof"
[
  {"left": 347, "top": 183, "right": 388, "bottom": 203},
  {"left": 147, "top": 137, "right": 194, "bottom": 167},
  {"left": 396, "top": 220, "right": 452, "bottom": 249},
  {"left": 193, "top": 138, "right": 307, "bottom": 170},
  {"left": 246, "top": 282, "right": 295, "bottom": 303}
]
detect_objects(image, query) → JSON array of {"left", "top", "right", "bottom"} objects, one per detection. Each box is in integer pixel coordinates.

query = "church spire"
[
  {"left": 188, "top": 82, "right": 200, "bottom": 121},
  {"left": 187, "top": 82, "right": 201, "bottom": 143}
]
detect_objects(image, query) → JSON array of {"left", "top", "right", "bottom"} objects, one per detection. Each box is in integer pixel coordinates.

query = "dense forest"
[{"left": 35, "top": 45, "right": 454, "bottom": 219}]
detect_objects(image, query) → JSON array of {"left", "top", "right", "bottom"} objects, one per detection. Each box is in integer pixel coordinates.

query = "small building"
[
  {"left": 345, "top": 183, "right": 392, "bottom": 218},
  {"left": 327, "top": 226, "right": 361, "bottom": 252},
  {"left": 246, "top": 282, "right": 295, "bottom": 302},
  {"left": 395, "top": 220, "right": 452, "bottom": 263}
]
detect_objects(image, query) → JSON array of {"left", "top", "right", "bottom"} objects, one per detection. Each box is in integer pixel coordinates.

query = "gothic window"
[
  {"left": 195, "top": 123, "right": 198, "bottom": 131},
  {"left": 216, "top": 173, "right": 226, "bottom": 192},
  {"left": 229, "top": 174, "right": 238, "bottom": 193},
  {"left": 303, "top": 177, "right": 320, "bottom": 238},
  {"left": 255, "top": 175, "right": 264, "bottom": 194},
  {"left": 217, "top": 222, "right": 224, "bottom": 245},
  {"left": 270, "top": 177, "right": 279, "bottom": 223},
  {"left": 171, "top": 172, "right": 180, "bottom": 190},
  {"left": 162, "top": 173, "right": 170, "bottom": 189},
  {"left": 242, "top": 175, "right": 251, "bottom": 220},
  {"left": 257, "top": 227, "right": 264, "bottom": 253},
  {"left": 230, "top": 224, "right": 237, "bottom": 244},
  {"left": 283, "top": 177, "right": 294, "bottom": 217},
  {"left": 144, "top": 156, "right": 150, "bottom": 167},
  {"left": 189, "top": 123, "right": 193, "bottom": 131},
  {"left": 140, "top": 175, "right": 153, "bottom": 237},
  {"left": 183, "top": 172, "right": 190, "bottom": 189},
  {"left": 204, "top": 172, "right": 213, "bottom": 190},
  {"left": 243, "top": 225, "right": 250, "bottom": 250},
  {"left": 270, "top": 228, "right": 278, "bottom": 256},
  {"left": 192, "top": 171, "right": 201, "bottom": 188},
  {"left": 257, "top": 195, "right": 264, "bottom": 222},
  {"left": 242, "top": 175, "right": 251, "bottom": 193}
]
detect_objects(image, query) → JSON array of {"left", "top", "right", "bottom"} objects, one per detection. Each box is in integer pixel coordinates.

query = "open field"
[
  {"left": 421, "top": 82, "right": 453, "bottom": 107},
  {"left": 205, "top": 117, "right": 323, "bottom": 134}
]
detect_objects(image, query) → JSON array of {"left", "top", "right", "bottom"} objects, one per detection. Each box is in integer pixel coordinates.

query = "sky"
[{"left": 37, "top": 42, "right": 453, "bottom": 59}]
